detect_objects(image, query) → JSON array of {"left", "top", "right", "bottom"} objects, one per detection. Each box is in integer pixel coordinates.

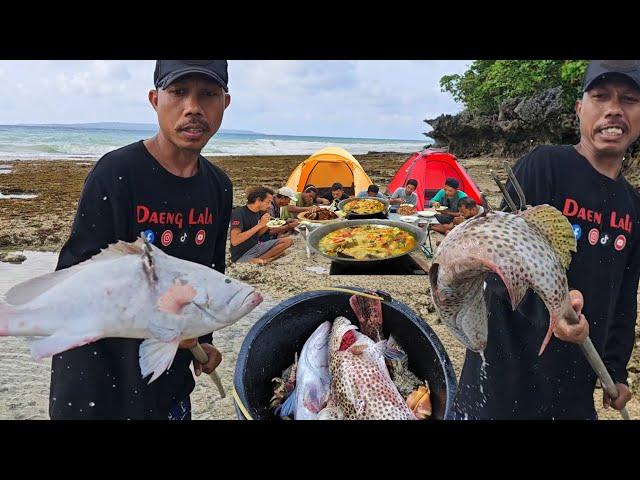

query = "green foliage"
[{"left": 440, "top": 60, "right": 589, "bottom": 114}]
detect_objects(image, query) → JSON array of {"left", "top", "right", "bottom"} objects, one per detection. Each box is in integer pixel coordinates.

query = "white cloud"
[{"left": 0, "top": 60, "right": 470, "bottom": 138}]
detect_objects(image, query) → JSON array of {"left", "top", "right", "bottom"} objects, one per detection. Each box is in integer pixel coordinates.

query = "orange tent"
[{"left": 285, "top": 147, "right": 373, "bottom": 196}]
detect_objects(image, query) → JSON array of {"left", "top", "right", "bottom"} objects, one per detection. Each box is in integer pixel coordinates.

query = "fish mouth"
[{"left": 239, "top": 290, "right": 263, "bottom": 310}]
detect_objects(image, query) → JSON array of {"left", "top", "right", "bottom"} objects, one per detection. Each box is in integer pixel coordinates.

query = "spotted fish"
[
  {"left": 429, "top": 204, "right": 578, "bottom": 355},
  {"left": 320, "top": 317, "right": 416, "bottom": 420}
]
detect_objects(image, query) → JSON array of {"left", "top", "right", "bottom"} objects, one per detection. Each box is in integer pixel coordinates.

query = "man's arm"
[{"left": 428, "top": 189, "right": 444, "bottom": 207}]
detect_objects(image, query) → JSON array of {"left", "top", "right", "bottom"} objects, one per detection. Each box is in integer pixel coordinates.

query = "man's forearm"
[{"left": 230, "top": 224, "right": 262, "bottom": 246}]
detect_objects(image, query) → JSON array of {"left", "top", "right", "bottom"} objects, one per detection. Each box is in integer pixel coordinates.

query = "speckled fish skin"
[
  {"left": 429, "top": 205, "right": 577, "bottom": 356},
  {"left": 324, "top": 317, "right": 416, "bottom": 420}
]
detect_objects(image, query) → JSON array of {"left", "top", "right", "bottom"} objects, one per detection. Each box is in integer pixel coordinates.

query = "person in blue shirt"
[
  {"left": 389, "top": 178, "right": 418, "bottom": 206},
  {"left": 356, "top": 184, "right": 386, "bottom": 199}
]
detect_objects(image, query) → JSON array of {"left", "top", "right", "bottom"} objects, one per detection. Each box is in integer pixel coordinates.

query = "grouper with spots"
[
  {"left": 318, "top": 317, "right": 416, "bottom": 420},
  {"left": 0, "top": 237, "right": 263, "bottom": 383},
  {"left": 429, "top": 204, "right": 578, "bottom": 355}
]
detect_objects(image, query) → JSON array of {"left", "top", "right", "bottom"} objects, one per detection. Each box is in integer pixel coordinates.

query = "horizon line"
[{"left": 0, "top": 122, "right": 429, "bottom": 142}]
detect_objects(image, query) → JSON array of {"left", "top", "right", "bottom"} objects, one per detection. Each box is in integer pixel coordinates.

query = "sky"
[{"left": 0, "top": 60, "right": 472, "bottom": 140}]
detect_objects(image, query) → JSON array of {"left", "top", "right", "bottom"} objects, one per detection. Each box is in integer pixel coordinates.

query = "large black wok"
[
  {"left": 306, "top": 219, "right": 427, "bottom": 263},
  {"left": 233, "top": 288, "right": 458, "bottom": 420}
]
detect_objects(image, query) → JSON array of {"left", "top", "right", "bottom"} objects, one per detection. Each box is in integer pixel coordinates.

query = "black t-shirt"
[
  {"left": 229, "top": 206, "right": 263, "bottom": 262},
  {"left": 50, "top": 140, "right": 233, "bottom": 420},
  {"left": 320, "top": 191, "right": 349, "bottom": 203},
  {"left": 454, "top": 145, "right": 640, "bottom": 419}
]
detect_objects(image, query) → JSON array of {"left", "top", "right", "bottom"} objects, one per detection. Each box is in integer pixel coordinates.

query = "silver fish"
[{"left": 0, "top": 237, "right": 263, "bottom": 382}]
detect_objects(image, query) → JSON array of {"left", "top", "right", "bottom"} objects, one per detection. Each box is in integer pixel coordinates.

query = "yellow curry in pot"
[
  {"left": 318, "top": 225, "right": 416, "bottom": 259},
  {"left": 342, "top": 199, "right": 385, "bottom": 215}
]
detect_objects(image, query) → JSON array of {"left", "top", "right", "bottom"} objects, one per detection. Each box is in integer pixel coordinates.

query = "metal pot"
[
  {"left": 338, "top": 197, "right": 389, "bottom": 218},
  {"left": 306, "top": 219, "right": 427, "bottom": 263}
]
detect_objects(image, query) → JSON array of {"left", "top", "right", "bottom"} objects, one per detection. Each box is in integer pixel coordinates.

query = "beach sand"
[{"left": 1, "top": 154, "right": 638, "bottom": 420}]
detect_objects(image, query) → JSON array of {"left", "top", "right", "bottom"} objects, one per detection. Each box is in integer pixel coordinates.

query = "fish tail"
[
  {"left": 275, "top": 387, "right": 297, "bottom": 418},
  {"left": 538, "top": 313, "right": 558, "bottom": 356}
]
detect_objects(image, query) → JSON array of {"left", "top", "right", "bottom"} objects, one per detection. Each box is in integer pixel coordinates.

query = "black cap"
[
  {"left": 154, "top": 60, "right": 229, "bottom": 91},
  {"left": 583, "top": 60, "right": 640, "bottom": 92}
]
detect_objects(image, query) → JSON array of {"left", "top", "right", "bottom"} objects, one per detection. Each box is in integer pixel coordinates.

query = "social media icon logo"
[
  {"left": 142, "top": 229, "right": 155, "bottom": 244},
  {"left": 572, "top": 224, "right": 582, "bottom": 240},
  {"left": 588, "top": 228, "right": 599, "bottom": 246},
  {"left": 600, "top": 233, "right": 610, "bottom": 246},
  {"left": 179, "top": 231, "right": 188, "bottom": 244},
  {"left": 195, "top": 229, "right": 206, "bottom": 246},
  {"left": 161, "top": 229, "right": 173, "bottom": 247},
  {"left": 614, "top": 235, "right": 627, "bottom": 251}
]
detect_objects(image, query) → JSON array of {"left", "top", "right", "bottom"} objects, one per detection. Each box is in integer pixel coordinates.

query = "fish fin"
[
  {"left": 5, "top": 268, "right": 84, "bottom": 306},
  {"left": 139, "top": 338, "right": 180, "bottom": 384},
  {"left": 382, "top": 341, "right": 406, "bottom": 361},
  {"left": 275, "top": 388, "right": 297, "bottom": 418},
  {"left": 303, "top": 386, "right": 327, "bottom": 414},
  {"left": 456, "top": 276, "right": 489, "bottom": 352},
  {"left": 6, "top": 239, "right": 147, "bottom": 306},
  {"left": 521, "top": 204, "right": 577, "bottom": 270},
  {"left": 348, "top": 343, "right": 367, "bottom": 355},
  {"left": 148, "top": 316, "right": 182, "bottom": 343},
  {"left": 30, "top": 331, "right": 103, "bottom": 360},
  {"left": 349, "top": 295, "right": 383, "bottom": 342},
  {"left": 538, "top": 313, "right": 559, "bottom": 356},
  {"left": 157, "top": 280, "right": 198, "bottom": 314}
]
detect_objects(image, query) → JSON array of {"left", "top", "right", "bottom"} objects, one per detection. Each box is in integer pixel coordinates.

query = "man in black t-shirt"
[
  {"left": 50, "top": 61, "right": 234, "bottom": 420},
  {"left": 320, "top": 182, "right": 350, "bottom": 209},
  {"left": 454, "top": 60, "right": 640, "bottom": 419},
  {"left": 230, "top": 187, "right": 293, "bottom": 265}
]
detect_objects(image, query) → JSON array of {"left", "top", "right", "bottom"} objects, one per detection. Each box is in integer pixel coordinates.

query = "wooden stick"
[
  {"left": 578, "top": 338, "right": 630, "bottom": 420},
  {"left": 190, "top": 343, "right": 226, "bottom": 399}
]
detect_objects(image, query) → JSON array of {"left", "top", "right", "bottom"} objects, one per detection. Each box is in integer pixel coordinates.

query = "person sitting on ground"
[
  {"left": 281, "top": 185, "right": 329, "bottom": 219},
  {"left": 430, "top": 197, "right": 484, "bottom": 236},
  {"left": 230, "top": 186, "right": 293, "bottom": 265},
  {"left": 389, "top": 178, "right": 419, "bottom": 206},
  {"left": 356, "top": 184, "right": 386, "bottom": 199},
  {"left": 428, "top": 177, "right": 468, "bottom": 224},
  {"left": 266, "top": 186, "right": 299, "bottom": 237},
  {"left": 320, "top": 182, "right": 350, "bottom": 209}
]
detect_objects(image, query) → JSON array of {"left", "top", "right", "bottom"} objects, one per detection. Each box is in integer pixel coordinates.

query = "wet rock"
[
  {"left": 426, "top": 86, "right": 640, "bottom": 166},
  {"left": 0, "top": 252, "right": 26, "bottom": 264}
]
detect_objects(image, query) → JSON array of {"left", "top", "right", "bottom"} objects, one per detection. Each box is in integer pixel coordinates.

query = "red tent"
[{"left": 386, "top": 149, "right": 484, "bottom": 211}]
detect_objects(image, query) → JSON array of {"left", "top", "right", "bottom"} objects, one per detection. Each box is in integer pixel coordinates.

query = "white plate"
[
  {"left": 435, "top": 206, "right": 448, "bottom": 211},
  {"left": 399, "top": 215, "right": 419, "bottom": 223},
  {"left": 417, "top": 210, "right": 437, "bottom": 218},
  {"left": 266, "top": 219, "right": 286, "bottom": 228}
]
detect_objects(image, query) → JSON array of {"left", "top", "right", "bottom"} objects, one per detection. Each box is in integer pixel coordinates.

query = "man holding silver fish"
[
  {"left": 454, "top": 60, "right": 640, "bottom": 419},
  {"left": 50, "top": 61, "right": 233, "bottom": 420}
]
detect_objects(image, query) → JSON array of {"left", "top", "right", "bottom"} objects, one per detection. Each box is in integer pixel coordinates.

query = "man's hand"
[
  {"left": 432, "top": 201, "right": 441, "bottom": 209},
  {"left": 453, "top": 216, "right": 464, "bottom": 225},
  {"left": 178, "top": 340, "right": 222, "bottom": 376},
  {"left": 603, "top": 383, "right": 631, "bottom": 411},
  {"left": 192, "top": 343, "right": 222, "bottom": 376},
  {"left": 553, "top": 290, "right": 589, "bottom": 344},
  {"left": 259, "top": 213, "right": 271, "bottom": 227}
]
